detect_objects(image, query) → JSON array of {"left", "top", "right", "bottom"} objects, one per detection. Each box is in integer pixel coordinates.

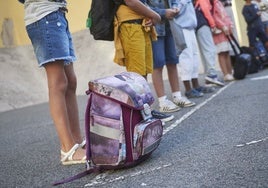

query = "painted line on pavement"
[
  {"left": 84, "top": 82, "right": 234, "bottom": 187},
  {"left": 250, "top": 75, "right": 268, "bottom": 81},
  {"left": 236, "top": 137, "right": 268, "bottom": 147},
  {"left": 163, "top": 81, "right": 234, "bottom": 135},
  {"left": 84, "top": 163, "right": 172, "bottom": 187}
]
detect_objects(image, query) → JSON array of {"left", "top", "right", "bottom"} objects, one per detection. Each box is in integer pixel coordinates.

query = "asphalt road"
[{"left": 0, "top": 69, "right": 268, "bottom": 188}]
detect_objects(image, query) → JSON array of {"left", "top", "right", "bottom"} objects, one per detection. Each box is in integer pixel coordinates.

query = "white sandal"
[
  {"left": 61, "top": 144, "right": 86, "bottom": 165},
  {"left": 79, "top": 139, "right": 86, "bottom": 149}
]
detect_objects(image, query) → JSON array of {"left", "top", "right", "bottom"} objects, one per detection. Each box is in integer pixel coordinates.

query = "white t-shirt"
[
  {"left": 24, "top": 0, "right": 67, "bottom": 26},
  {"left": 252, "top": 0, "right": 268, "bottom": 22}
]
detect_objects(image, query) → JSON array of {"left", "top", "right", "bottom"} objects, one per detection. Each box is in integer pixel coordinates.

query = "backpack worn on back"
[
  {"left": 54, "top": 72, "right": 163, "bottom": 186},
  {"left": 86, "top": 0, "right": 124, "bottom": 41}
]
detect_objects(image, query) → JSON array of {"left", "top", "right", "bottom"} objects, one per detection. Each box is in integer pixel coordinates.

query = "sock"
[
  {"left": 158, "top": 96, "right": 167, "bottom": 105},
  {"left": 172, "top": 91, "right": 181, "bottom": 99}
]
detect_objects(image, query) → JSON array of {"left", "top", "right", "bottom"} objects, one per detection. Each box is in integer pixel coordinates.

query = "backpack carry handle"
[{"left": 227, "top": 34, "right": 241, "bottom": 56}]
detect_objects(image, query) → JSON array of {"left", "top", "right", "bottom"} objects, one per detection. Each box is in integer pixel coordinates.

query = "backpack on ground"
[
  {"left": 227, "top": 34, "right": 251, "bottom": 80},
  {"left": 86, "top": 0, "right": 124, "bottom": 41},
  {"left": 254, "top": 40, "right": 268, "bottom": 65},
  {"left": 240, "top": 46, "right": 262, "bottom": 74},
  {"left": 54, "top": 72, "right": 163, "bottom": 186}
]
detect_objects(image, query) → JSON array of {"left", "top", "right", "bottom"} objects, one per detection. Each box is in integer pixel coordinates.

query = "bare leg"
[
  {"left": 191, "top": 78, "right": 200, "bottom": 89},
  {"left": 224, "top": 52, "right": 233, "bottom": 75},
  {"left": 166, "top": 64, "right": 180, "bottom": 93},
  {"left": 218, "top": 52, "right": 228, "bottom": 76},
  {"left": 152, "top": 67, "right": 165, "bottom": 97},
  {"left": 183, "top": 80, "right": 192, "bottom": 93},
  {"left": 44, "top": 61, "right": 85, "bottom": 159},
  {"left": 64, "top": 64, "right": 83, "bottom": 144}
]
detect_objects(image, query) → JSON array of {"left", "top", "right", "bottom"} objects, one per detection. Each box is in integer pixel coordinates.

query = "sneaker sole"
[
  {"left": 174, "top": 102, "right": 196, "bottom": 108},
  {"left": 185, "top": 94, "right": 204, "bottom": 98},
  {"left": 183, "top": 102, "right": 196, "bottom": 107},
  {"left": 159, "top": 106, "right": 181, "bottom": 113},
  {"left": 201, "top": 87, "right": 215, "bottom": 93},
  {"left": 160, "top": 115, "right": 174, "bottom": 122},
  {"left": 205, "top": 77, "right": 225, "bottom": 87}
]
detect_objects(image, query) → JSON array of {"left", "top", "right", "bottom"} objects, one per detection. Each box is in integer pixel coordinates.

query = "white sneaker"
[
  {"left": 173, "top": 96, "right": 196, "bottom": 108},
  {"left": 159, "top": 99, "right": 181, "bottom": 113},
  {"left": 205, "top": 76, "right": 225, "bottom": 87},
  {"left": 224, "top": 74, "right": 235, "bottom": 81}
]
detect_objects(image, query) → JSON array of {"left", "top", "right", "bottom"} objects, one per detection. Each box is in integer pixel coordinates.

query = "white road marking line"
[
  {"left": 235, "top": 137, "right": 268, "bottom": 147},
  {"left": 163, "top": 82, "right": 234, "bottom": 135},
  {"left": 84, "top": 82, "right": 234, "bottom": 187},
  {"left": 251, "top": 75, "right": 268, "bottom": 81},
  {"left": 84, "top": 163, "right": 172, "bottom": 187}
]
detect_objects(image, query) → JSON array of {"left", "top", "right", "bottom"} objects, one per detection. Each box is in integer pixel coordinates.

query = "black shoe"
[{"left": 151, "top": 110, "right": 174, "bottom": 122}]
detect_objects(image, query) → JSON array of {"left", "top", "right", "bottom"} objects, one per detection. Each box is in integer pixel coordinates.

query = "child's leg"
[
  {"left": 64, "top": 64, "right": 83, "bottom": 144},
  {"left": 224, "top": 52, "right": 233, "bottom": 75},
  {"left": 44, "top": 61, "right": 85, "bottom": 160},
  {"left": 218, "top": 52, "right": 228, "bottom": 76},
  {"left": 191, "top": 78, "right": 199, "bottom": 89}
]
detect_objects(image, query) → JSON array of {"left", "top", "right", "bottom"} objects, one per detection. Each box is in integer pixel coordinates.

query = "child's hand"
[
  {"left": 172, "top": 7, "right": 180, "bottom": 14},
  {"left": 222, "top": 26, "right": 230, "bottom": 36},
  {"left": 150, "top": 13, "right": 161, "bottom": 25},
  {"left": 165, "top": 8, "right": 179, "bottom": 20},
  {"left": 144, "top": 18, "right": 153, "bottom": 27}
]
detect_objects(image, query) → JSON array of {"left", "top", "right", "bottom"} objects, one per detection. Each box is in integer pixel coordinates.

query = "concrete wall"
[
  {"left": 0, "top": 1, "right": 249, "bottom": 48},
  {"left": 0, "top": 0, "right": 91, "bottom": 47},
  {"left": 233, "top": 1, "right": 249, "bottom": 46}
]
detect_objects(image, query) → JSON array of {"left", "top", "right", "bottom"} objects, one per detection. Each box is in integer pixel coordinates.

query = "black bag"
[
  {"left": 86, "top": 0, "right": 124, "bottom": 41},
  {"left": 18, "top": 0, "right": 25, "bottom": 3},
  {"left": 227, "top": 35, "right": 251, "bottom": 80},
  {"left": 254, "top": 41, "right": 268, "bottom": 64},
  {"left": 240, "top": 46, "right": 261, "bottom": 74}
]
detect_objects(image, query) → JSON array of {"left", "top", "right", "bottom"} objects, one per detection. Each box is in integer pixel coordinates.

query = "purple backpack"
[{"left": 54, "top": 72, "right": 163, "bottom": 185}]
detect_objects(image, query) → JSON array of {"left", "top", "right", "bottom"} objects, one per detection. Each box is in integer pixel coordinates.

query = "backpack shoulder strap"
[
  {"left": 53, "top": 93, "right": 96, "bottom": 186},
  {"left": 52, "top": 167, "right": 100, "bottom": 186},
  {"left": 18, "top": 0, "right": 25, "bottom": 4}
]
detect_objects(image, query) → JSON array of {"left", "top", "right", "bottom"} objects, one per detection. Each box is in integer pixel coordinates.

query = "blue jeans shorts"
[
  {"left": 26, "top": 10, "right": 76, "bottom": 67},
  {"left": 152, "top": 30, "right": 178, "bottom": 69}
]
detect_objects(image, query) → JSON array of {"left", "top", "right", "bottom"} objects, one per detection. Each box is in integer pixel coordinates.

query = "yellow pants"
[{"left": 119, "top": 23, "right": 153, "bottom": 76}]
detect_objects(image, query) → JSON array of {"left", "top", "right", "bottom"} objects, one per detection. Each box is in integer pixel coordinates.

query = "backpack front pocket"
[
  {"left": 132, "top": 119, "right": 163, "bottom": 160},
  {"left": 90, "top": 114, "right": 126, "bottom": 166}
]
